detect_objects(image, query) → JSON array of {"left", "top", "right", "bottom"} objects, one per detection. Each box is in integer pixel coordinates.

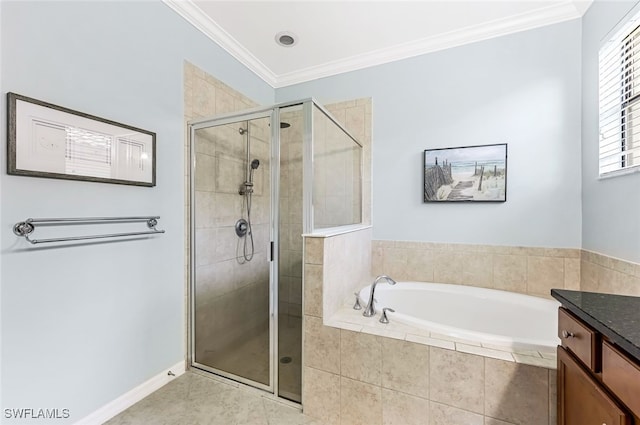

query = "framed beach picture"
[
  {"left": 7, "top": 92, "right": 156, "bottom": 187},
  {"left": 423, "top": 143, "right": 507, "bottom": 202}
]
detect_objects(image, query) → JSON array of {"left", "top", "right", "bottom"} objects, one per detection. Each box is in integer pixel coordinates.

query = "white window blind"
[{"left": 599, "top": 9, "right": 640, "bottom": 177}]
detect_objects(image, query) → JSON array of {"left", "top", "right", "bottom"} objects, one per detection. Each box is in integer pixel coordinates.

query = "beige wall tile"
[
  {"left": 430, "top": 347, "right": 484, "bottom": 414},
  {"left": 597, "top": 267, "right": 625, "bottom": 294},
  {"left": 433, "top": 251, "right": 464, "bottom": 284},
  {"left": 580, "top": 251, "right": 640, "bottom": 296},
  {"left": 194, "top": 153, "right": 215, "bottom": 192},
  {"left": 382, "top": 338, "right": 430, "bottom": 398},
  {"left": 214, "top": 88, "right": 235, "bottom": 114},
  {"left": 303, "top": 264, "right": 323, "bottom": 318},
  {"left": 304, "top": 237, "right": 324, "bottom": 264},
  {"left": 610, "top": 255, "right": 636, "bottom": 275},
  {"left": 484, "top": 418, "right": 516, "bottom": 425},
  {"left": 304, "top": 316, "right": 340, "bottom": 374},
  {"left": 484, "top": 358, "right": 549, "bottom": 425},
  {"left": 541, "top": 248, "right": 580, "bottom": 258},
  {"left": 527, "top": 256, "right": 564, "bottom": 296},
  {"left": 303, "top": 367, "right": 340, "bottom": 425},
  {"left": 340, "top": 376, "right": 383, "bottom": 425},
  {"left": 612, "top": 270, "right": 640, "bottom": 296},
  {"left": 341, "top": 330, "right": 382, "bottom": 385},
  {"left": 383, "top": 247, "right": 410, "bottom": 281},
  {"left": 382, "top": 388, "right": 429, "bottom": 425},
  {"left": 430, "top": 401, "right": 483, "bottom": 425},
  {"left": 462, "top": 252, "right": 493, "bottom": 288},
  {"left": 493, "top": 254, "right": 526, "bottom": 293},
  {"left": 323, "top": 228, "right": 373, "bottom": 318},
  {"left": 406, "top": 249, "right": 435, "bottom": 282},
  {"left": 372, "top": 242, "right": 385, "bottom": 277},
  {"left": 581, "top": 250, "right": 596, "bottom": 264},
  {"left": 580, "top": 260, "right": 599, "bottom": 292},
  {"left": 563, "top": 258, "right": 581, "bottom": 290},
  {"left": 345, "top": 105, "right": 366, "bottom": 142}
]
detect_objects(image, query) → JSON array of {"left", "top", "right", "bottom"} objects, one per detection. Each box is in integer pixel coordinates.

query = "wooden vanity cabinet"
[
  {"left": 557, "top": 346, "right": 630, "bottom": 425},
  {"left": 557, "top": 307, "right": 637, "bottom": 425}
]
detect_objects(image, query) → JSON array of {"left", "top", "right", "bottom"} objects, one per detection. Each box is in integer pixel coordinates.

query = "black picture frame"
[
  {"left": 423, "top": 143, "right": 507, "bottom": 202},
  {"left": 7, "top": 92, "right": 156, "bottom": 187}
]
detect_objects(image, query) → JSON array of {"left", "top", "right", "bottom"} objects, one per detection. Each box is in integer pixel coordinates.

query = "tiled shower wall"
[{"left": 184, "top": 62, "right": 270, "bottom": 357}]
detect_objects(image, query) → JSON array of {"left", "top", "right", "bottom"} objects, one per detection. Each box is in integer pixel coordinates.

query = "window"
[{"left": 599, "top": 9, "right": 640, "bottom": 177}]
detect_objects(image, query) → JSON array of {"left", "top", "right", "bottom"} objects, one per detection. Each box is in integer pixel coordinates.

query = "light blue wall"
[
  {"left": 1, "top": 0, "right": 636, "bottom": 422},
  {"left": 581, "top": 0, "right": 640, "bottom": 264},
  {"left": 0, "top": 1, "right": 273, "bottom": 423},
  {"left": 277, "top": 20, "right": 583, "bottom": 249}
]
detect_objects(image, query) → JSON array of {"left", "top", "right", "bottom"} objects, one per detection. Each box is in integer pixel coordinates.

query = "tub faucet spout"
[{"left": 363, "top": 275, "right": 396, "bottom": 317}]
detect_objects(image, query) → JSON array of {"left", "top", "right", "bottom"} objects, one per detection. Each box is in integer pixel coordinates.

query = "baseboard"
[{"left": 75, "top": 360, "right": 185, "bottom": 425}]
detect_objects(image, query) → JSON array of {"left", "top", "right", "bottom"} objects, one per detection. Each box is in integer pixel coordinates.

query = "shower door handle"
[{"left": 270, "top": 241, "right": 274, "bottom": 262}]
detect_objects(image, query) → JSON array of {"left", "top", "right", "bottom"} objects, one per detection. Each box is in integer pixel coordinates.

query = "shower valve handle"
[
  {"left": 380, "top": 308, "right": 395, "bottom": 324},
  {"left": 353, "top": 292, "right": 362, "bottom": 310}
]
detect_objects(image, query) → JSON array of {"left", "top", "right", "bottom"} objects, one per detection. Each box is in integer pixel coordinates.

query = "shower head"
[{"left": 251, "top": 159, "right": 260, "bottom": 170}]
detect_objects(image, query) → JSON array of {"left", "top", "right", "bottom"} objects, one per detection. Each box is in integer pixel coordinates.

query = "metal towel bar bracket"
[{"left": 13, "top": 216, "right": 165, "bottom": 245}]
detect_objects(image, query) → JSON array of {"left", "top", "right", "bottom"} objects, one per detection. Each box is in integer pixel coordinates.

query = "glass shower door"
[{"left": 191, "top": 114, "right": 272, "bottom": 389}]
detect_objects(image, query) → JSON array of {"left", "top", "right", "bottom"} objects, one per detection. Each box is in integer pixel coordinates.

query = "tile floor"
[{"left": 105, "top": 372, "right": 322, "bottom": 425}]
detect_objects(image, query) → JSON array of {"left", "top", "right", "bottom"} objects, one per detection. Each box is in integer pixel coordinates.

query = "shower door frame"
[
  {"left": 188, "top": 100, "right": 311, "bottom": 400},
  {"left": 188, "top": 98, "right": 363, "bottom": 402},
  {"left": 189, "top": 107, "right": 278, "bottom": 394}
]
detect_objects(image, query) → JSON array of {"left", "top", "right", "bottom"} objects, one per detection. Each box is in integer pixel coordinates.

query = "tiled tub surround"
[
  {"left": 372, "top": 240, "right": 582, "bottom": 299},
  {"left": 581, "top": 249, "right": 640, "bottom": 296},
  {"left": 304, "top": 239, "right": 640, "bottom": 424},
  {"left": 304, "top": 323, "right": 556, "bottom": 425},
  {"left": 304, "top": 232, "right": 557, "bottom": 425}
]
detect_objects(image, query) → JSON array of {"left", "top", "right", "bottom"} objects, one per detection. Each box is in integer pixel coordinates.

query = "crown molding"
[
  {"left": 274, "top": 1, "right": 588, "bottom": 87},
  {"left": 164, "top": 0, "right": 590, "bottom": 89},
  {"left": 162, "top": 0, "right": 278, "bottom": 87}
]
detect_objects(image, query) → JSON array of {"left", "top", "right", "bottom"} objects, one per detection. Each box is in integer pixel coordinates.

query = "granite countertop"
[{"left": 551, "top": 289, "right": 640, "bottom": 362}]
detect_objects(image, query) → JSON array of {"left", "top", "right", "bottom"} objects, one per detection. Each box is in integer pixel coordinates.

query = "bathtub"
[{"left": 358, "top": 281, "right": 560, "bottom": 352}]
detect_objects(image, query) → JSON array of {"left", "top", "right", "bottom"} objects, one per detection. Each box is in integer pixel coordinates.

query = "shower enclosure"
[{"left": 189, "top": 99, "right": 362, "bottom": 403}]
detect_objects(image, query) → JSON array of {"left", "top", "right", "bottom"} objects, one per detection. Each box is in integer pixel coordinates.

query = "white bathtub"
[{"left": 358, "top": 281, "right": 560, "bottom": 352}]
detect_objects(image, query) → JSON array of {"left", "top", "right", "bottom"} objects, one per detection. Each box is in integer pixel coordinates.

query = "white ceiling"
[{"left": 164, "top": 0, "right": 592, "bottom": 88}]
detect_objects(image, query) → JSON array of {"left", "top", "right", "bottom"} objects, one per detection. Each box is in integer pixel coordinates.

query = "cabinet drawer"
[
  {"left": 558, "top": 346, "right": 630, "bottom": 425},
  {"left": 602, "top": 340, "right": 640, "bottom": 418},
  {"left": 558, "top": 308, "right": 600, "bottom": 371}
]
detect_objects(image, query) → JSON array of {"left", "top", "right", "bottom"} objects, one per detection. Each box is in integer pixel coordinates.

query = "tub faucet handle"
[
  {"left": 380, "top": 308, "right": 395, "bottom": 324},
  {"left": 353, "top": 292, "right": 362, "bottom": 310}
]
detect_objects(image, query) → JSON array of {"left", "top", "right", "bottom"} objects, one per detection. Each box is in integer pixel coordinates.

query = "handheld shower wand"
[
  {"left": 237, "top": 157, "right": 260, "bottom": 262},
  {"left": 249, "top": 159, "right": 260, "bottom": 182}
]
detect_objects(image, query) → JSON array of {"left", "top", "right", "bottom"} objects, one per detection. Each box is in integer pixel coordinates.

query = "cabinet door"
[{"left": 557, "top": 347, "right": 630, "bottom": 425}]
